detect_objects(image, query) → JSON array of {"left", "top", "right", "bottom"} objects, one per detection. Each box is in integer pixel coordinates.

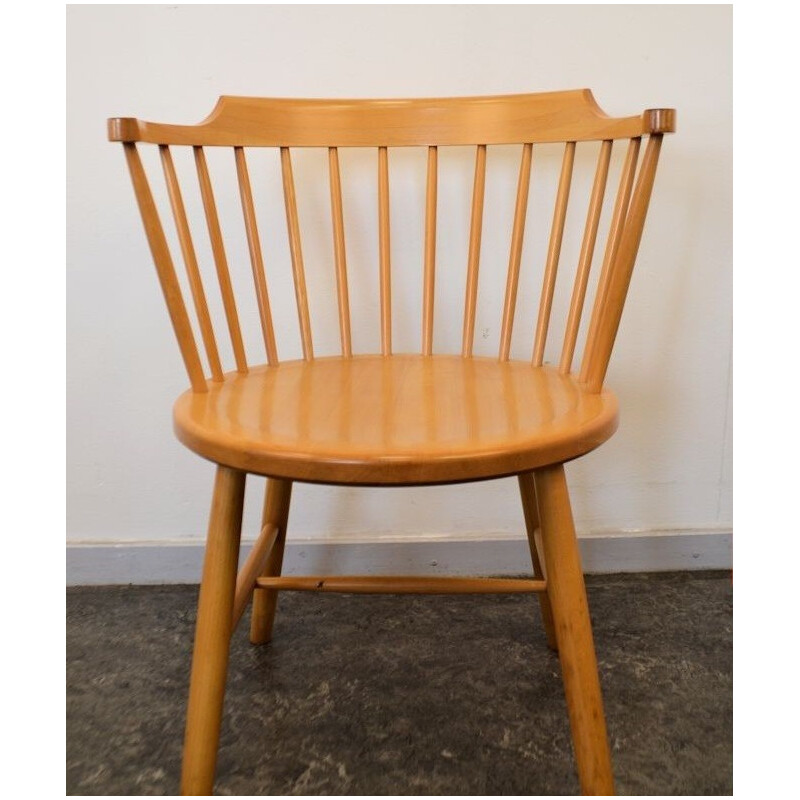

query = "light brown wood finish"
[
  {"left": 499, "top": 143, "right": 533, "bottom": 361},
  {"left": 582, "top": 135, "right": 663, "bottom": 391},
  {"left": 462, "top": 144, "right": 487, "bottom": 357},
  {"left": 533, "top": 141, "right": 576, "bottom": 367},
  {"left": 194, "top": 147, "right": 248, "bottom": 374},
  {"left": 235, "top": 146, "right": 279, "bottom": 366},
  {"left": 534, "top": 464, "right": 614, "bottom": 794},
  {"left": 517, "top": 472, "right": 558, "bottom": 651},
  {"left": 250, "top": 478, "right": 293, "bottom": 644},
  {"left": 281, "top": 147, "right": 314, "bottom": 360},
  {"left": 560, "top": 140, "right": 612, "bottom": 374},
  {"left": 160, "top": 146, "right": 224, "bottom": 382},
  {"left": 181, "top": 465, "right": 245, "bottom": 795},
  {"left": 378, "top": 146, "right": 392, "bottom": 355},
  {"left": 231, "top": 522, "right": 278, "bottom": 631},
  {"left": 579, "top": 137, "right": 641, "bottom": 386},
  {"left": 173, "top": 356, "right": 619, "bottom": 485},
  {"left": 122, "top": 143, "right": 207, "bottom": 392},
  {"left": 111, "top": 91, "right": 674, "bottom": 796},
  {"left": 256, "top": 575, "right": 546, "bottom": 593},
  {"left": 108, "top": 90, "right": 674, "bottom": 147},
  {"left": 422, "top": 146, "right": 438, "bottom": 355},
  {"left": 328, "top": 147, "right": 352, "bottom": 357}
]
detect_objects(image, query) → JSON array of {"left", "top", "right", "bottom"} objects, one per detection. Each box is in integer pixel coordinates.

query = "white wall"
[{"left": 67, "top": 6, "right": 731, "bottom": 555}]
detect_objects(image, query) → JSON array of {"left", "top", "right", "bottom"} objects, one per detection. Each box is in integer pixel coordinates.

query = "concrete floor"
[{"left": 67, "top": 572, "right": 731, "bottom": 795}]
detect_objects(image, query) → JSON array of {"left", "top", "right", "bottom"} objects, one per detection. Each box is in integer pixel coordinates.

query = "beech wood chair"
[{"left": 108, "top": 90, "right": 674, "bottom": 796}]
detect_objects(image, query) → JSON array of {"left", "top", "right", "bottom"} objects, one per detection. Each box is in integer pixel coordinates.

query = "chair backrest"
[{"left": 108, "top": 90, "right": 674, "bottom": 393}]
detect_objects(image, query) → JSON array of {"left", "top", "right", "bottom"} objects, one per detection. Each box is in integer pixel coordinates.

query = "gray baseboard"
[{"left": 67, "top": 529, "right": 732, "bottom": 586}]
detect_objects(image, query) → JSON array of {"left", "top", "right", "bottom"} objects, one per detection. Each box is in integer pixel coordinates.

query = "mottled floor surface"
[{"left": 67, "top": 572, "right": 732, "bottom": 795}]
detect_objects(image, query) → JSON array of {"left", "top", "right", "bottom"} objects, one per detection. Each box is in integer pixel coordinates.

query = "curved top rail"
[{"left": 108, "top": 89, "right": 675, "bottom": 147}]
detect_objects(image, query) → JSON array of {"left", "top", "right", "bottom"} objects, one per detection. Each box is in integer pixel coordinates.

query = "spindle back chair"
[{"left": 108, "top": 89, "right": 674, "bottom": 795}]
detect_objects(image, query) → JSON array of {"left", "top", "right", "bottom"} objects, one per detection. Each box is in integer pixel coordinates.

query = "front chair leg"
[
  {"left": 181, "top": 465, "right": 246, "bottom": 796},
  {"left": 534, "top": 464, "right": 614, "bottom": 796},
  {"left": 250, "top": 478, "right": 293, "bottom": 644}
]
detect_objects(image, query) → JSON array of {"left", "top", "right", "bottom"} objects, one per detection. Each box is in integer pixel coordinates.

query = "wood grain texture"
[
  {"left": 160, "top": 145, "right": 223, "bottom": 381},
  {"left": 194, "top": 146, "right": 248, "bottom": 374},
  {"left": 181, "top": 466, "right": 245, "bottom": 795},
  {"left": 560, "top": 140, "right": 612, "bottom": 374},
  {"left": 235, "top": 147, "right": 279, "bottom": 365},
  {"left": 582, "top": 135, "right": 663, "bottom": 391},
  {"left": 534, "top": 463, "right": 614, "bottom": 794},
  {"left": 328, "top": 147, "right": 352, "bottom": 357},
  {"left": 108, "top": 90, "right": 674, "bottom": 146},
  {"left": 281, "top": 147, "right": 314, "bottom": 360},
  {"left": 378, "top": 147, "right": 392, "bottom": 356},
  {"left": 231, "top": 522, "right": 278, "bottom": 631},
  {"left": 462, "top": 144, "right": 487, "bottom": 357},
  {"left": 255, "top": 575, "right": 546, "bottom": 594},
  {"left": 579, "top": 137, "right": 641, "bottom": 386},
  {"left": 533, "top": 141, "right": 575, "bottom": 366},
  {"left": 250, "top": 478, "right": 293, "bottom": 644},
  {"left": 499, "top": 143, "right": 533, "bottom": 361},
  {"left": 173, "top": 355, "right": 618, "bottom": 485},
  {"left": 111, "top": 91, "right": 674, "bottom": 797},
  {"left": 517, "top": 472, "right": 558, "bottom": 651},
  {"left": 422, "top": 146, "right": 438, "bottom": 355},
  {"left": 123, "top": 143, "right": 207, "bottom": 392}
]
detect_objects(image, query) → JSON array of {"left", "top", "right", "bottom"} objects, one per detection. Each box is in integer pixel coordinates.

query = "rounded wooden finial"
[{"left": 643, "top": 108, "right": 676, "bottom": 134}]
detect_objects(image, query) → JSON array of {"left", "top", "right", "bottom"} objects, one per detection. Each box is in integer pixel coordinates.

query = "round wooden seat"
[{"left": 174, "top": 355, "right": 618, "bottom": 485}]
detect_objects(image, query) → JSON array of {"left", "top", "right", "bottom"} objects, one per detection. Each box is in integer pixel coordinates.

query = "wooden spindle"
[
  {"left": 280, "top": 147, "right": 314, "bottom": 361},
  {"left": 422, "top": 146, "right": 438, "bottom": 355},
  {"left": 255, "top": 575, "right": 546, "bottom": 594},
  {"left": 194, "top": 147, "right": 248, "bottom": 374},
  {"left": 328, "top": 147, "right": 352, "bottom": 357},
  {"left": 249, "top": 478, "right": 293, "bottom": 644},
  {"left": 378, "top": 147, "right": 392, "bottom": 355},
  {"left": 122, "top": 143, "right": 207, "bottom": 392},
  {"left": 160, "top": 146, "right": 224, "bottom": 382},
  {"left": 234, "top": 147, "right": 279, "bottom": 366},
  {"left": 462, "top": 145, "right": 487, "bottom": 357},
  {"left": 499, "top": 143, "right": 533, "bottom": 361},
  {"left": 559, "top": 141, "right": 612, "bottom": 374},
  {"left": 532, "top": 141, "right": 576, "bottom": 366},
  {"left": 231, "top": 522, "right": 278, "bottom": 631},
  {"left": 583, "top": 135, "right": 664, "bottom": 392},
  {"left": 579, "top": 138, "right": 641, "bottom": 385}
]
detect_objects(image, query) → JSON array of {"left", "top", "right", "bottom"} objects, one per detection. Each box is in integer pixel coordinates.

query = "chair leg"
[
  {"left": 181, "top": 465, "right": 246, "bottom": 796},
  {"left": 534, "top": 464, "right": 614, "bottom": 796},
  {"left": 517, "top": 472, "right": 558, "bottom": 651},
  {"left": 249, "top": 478, "right": 293, "bottom": 644}
]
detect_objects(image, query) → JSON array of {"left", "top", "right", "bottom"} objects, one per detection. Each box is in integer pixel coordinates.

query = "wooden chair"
[{"left": 108, "top": 90, "right": 674, "bottom": 795}]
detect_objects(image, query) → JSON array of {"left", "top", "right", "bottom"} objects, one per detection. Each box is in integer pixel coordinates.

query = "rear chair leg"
[
  {"left": 181, "top": 466, "right": 246, "bottom": 796},
  {"left": 250, "top": 478, "right": 293, "bottom": 644},
  {"left": 534, "top": 464, "right": 614, "bottom": 795},
  {"left": 518, "top": 472, "right": 558, "bottom": 651}
]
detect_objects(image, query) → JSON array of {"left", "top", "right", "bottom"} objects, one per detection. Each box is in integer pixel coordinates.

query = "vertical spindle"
[
  {"left": 328, "top": 147, "right": 352, "bottom": 357},
  {"left": 462, "top": 145, "right": 487, "bottom": 357},
  {"left": 559, "top": 140, "right": 612, "bottom": 374},
  {"left": 499, "top": 143, "right": 533, "bottom": 361},
  {"left": 579, "top": 137, "right": 641, "bottom": 385},
  {"left": 234, "top": 147, "right": 279, "bottom": 366},
  {"left": 532, "top": 141, "right": 576, "bottom": 366},
  {"left": 422, "top": 146, "right": 438, "bottom": 355},
  {"left": 160, "top": 145, "right": 224, "bottom": 381},
  {"left": 280, "top": 147, "right": 314, "bottom": 361},
  {"left": 123, "top": 143, "right": 207, "bottom": 392},
  {"left": 378, "top": 147, "right": 392, "bottom": 356},
  {"left": 194, "top": 147, "right": 248, "bottom": 374}
]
